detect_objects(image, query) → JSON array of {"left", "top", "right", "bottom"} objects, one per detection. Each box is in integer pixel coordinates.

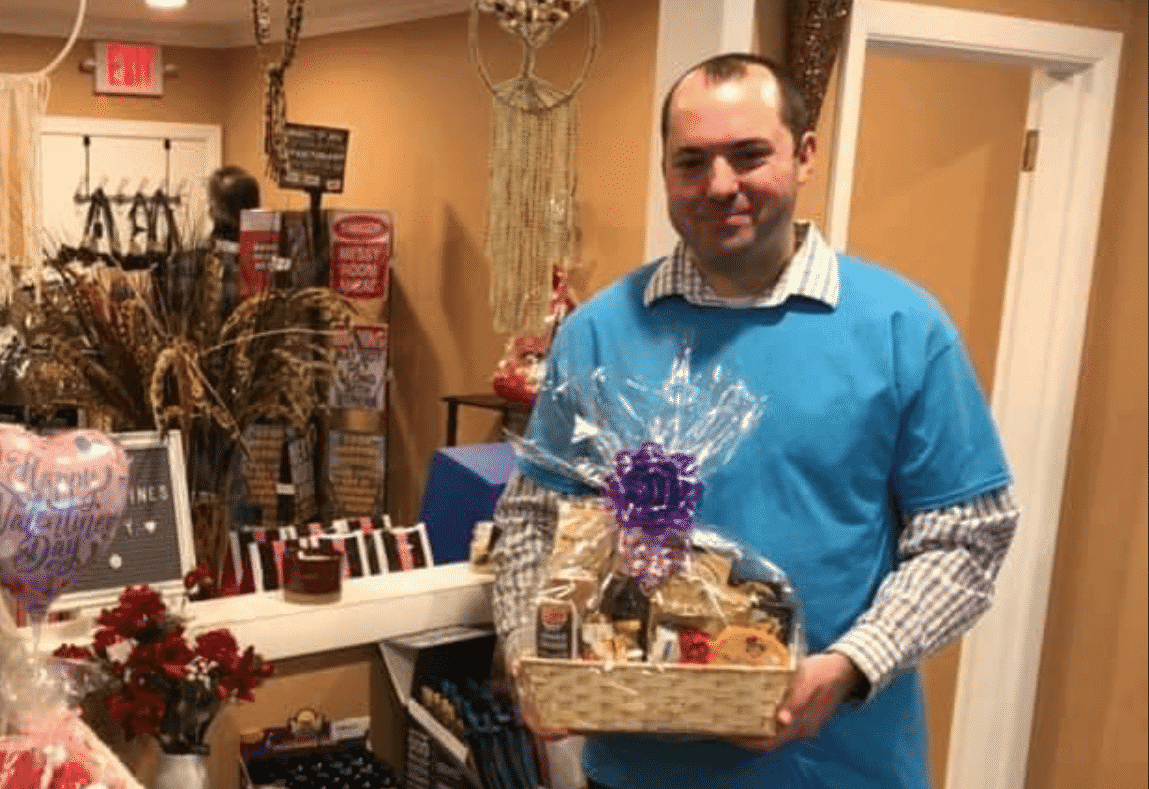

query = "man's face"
[{"left": 663, "top": 68, "right": 815, "bottom": 270}]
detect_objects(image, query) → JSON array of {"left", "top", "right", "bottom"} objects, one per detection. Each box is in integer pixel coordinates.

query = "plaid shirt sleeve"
[
  {"left": 830, "top": 486, "right": 1020, "bottom": 700},
  {"left": 491, "top": 471, "right": 595, "bottom": 660}
]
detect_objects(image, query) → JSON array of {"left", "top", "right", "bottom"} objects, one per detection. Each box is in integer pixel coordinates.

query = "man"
[{"left": 492, "top": 53, "right": 1018, "bottom": 789}]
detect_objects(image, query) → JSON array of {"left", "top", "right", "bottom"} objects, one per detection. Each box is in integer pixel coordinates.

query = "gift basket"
[{"left": 510, "top": 354, "right": 803, "bottom": 737}]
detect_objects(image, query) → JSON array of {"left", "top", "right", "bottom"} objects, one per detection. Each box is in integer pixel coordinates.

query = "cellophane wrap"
[
  {"left": 509, "top": 352, "right": 806, "bottom": 671},
  {"left": 0, "top": 642, "right": 139, "bottom": 789}
]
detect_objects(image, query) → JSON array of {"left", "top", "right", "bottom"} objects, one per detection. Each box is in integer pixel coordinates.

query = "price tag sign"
[{"left": 280, "top": 123, "right": 350, "bottom": 193}]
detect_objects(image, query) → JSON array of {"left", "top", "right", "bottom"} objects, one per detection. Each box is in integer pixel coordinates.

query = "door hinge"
[{"left": 1022, "top": 129, "right": 1040, "bottom": 172}]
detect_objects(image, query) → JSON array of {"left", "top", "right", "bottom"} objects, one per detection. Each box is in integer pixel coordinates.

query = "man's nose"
[{"left": 705, "top": 156, "right": 738, "bottom": 197}]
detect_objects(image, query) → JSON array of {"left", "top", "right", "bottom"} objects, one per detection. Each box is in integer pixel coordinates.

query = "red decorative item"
[
  {"left": 492, "top": 266, "right": 578, "bottom": 405},
  {"left": 678, "top": 627, "right": 714, "bottom": 665},
  {"left": 53, "top": 585, "right": 273, "bottom": 755},
  {"left": 0, "top": 747, "right": 45, "bottom": 789}
]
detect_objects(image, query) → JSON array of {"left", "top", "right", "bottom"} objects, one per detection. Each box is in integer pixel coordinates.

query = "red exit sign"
[{"left": 94, "top": 41, "right": 164, "bottom": 96}]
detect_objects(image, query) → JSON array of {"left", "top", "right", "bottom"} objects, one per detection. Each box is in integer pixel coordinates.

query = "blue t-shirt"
[{"left": 520, "top": 255, "right": 1011, "bottom": 789}]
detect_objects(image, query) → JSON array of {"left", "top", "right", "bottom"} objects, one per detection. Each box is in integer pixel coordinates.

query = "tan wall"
[
  {"left": 0, "top": 35, "right": 226, "bottom": 124},
  {"left": 790, "top": 1, "right": 1146, "bottom": 788},
  {"left": 217, "top": 2, "right": 658, "bottom": 524}
]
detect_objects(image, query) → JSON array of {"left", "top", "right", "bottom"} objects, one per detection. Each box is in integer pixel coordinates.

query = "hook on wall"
[{"left": 72, "top": 134, "right": 181, "bottom": 206}]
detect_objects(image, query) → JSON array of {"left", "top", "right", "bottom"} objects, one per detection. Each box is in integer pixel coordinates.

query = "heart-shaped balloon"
[{"left": 0, "top": 426, "right": 131, "bottom": 625}]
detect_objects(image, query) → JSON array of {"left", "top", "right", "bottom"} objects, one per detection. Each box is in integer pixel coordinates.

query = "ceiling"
[{"left": 0, "top": 0, "right": 472, "bottom": 48}]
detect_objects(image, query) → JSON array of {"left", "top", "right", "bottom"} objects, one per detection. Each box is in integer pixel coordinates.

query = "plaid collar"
[{"left": 643, "top": 221, "right": 840, "bottom": 309}]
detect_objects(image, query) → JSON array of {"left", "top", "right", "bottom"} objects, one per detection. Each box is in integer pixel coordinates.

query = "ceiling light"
[{"left": 146, "top": 0, "right": 187, "bottom": 8}]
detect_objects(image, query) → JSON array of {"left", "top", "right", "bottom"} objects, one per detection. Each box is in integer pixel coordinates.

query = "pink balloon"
[{"left": 0, "top": 426, "right": 131, "bottom": 625}]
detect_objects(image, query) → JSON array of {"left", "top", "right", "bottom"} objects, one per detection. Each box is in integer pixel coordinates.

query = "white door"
[
  {"left": 828, "top": 3, "right": 1123, "bottom": 788},
  {"left": 39, "top": 117, "right": 221, "bottom": 255}
]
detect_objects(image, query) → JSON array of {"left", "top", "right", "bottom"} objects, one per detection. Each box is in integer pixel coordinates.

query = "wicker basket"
[{"left": 518, "top": 656, "right": 794, "bottom": 737}]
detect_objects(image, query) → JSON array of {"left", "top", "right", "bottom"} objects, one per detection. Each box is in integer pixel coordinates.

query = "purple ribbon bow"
[{"left": 603, "top": 442, "right": 703, "bottom": 591}]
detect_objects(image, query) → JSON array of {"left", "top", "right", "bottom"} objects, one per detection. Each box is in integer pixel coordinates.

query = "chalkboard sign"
[
  {"left": 280, "top": 122, "right": 350, "bottom": 193},
  {"left": 53, "top": 431, "right": 196, "bottom": 613}
]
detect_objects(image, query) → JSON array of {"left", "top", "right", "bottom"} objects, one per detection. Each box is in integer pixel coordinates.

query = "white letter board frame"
[{"left": 51, "top": 430, "right": 197, "bottom": 614}]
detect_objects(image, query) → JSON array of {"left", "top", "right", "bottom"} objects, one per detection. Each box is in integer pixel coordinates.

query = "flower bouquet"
[
  {"left": 52, "top": 585, "right": 273, "bottom": 755},
  {"left": 510, "top": 354, "right": 804, "bottom": 737}
]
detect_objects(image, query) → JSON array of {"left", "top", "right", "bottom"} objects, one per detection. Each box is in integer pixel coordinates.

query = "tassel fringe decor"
[
  {"left": 471, "top": 0, "right": 598, "bottom": 335},
  {"left": 0, "top": 73, "right": 49, "bottom": 305}
]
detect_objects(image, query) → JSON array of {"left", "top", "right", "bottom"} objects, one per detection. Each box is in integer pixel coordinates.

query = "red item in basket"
[
  {"left": 679, "top": 627, "right": 715, "bottom": 664},
  {"left": 50, "top": 758, "right": 96, "bottom": 789}
]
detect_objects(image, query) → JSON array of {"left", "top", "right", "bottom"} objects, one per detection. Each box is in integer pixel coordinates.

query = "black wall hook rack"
[{"left": 73, "top": 135, "right": 184, "bottom": 207}]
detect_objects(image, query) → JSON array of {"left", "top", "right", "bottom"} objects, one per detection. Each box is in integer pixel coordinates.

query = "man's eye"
[
  {"left": 674, "top": 158, "right": 705, "bottom": 171},
  {"left": 731, "top": 149, "right": 769, "bottom": 169}
]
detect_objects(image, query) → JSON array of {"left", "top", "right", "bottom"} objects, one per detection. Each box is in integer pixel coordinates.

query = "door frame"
[{"left": 826, "top": 3, "right": 1122, "bottom": 787}]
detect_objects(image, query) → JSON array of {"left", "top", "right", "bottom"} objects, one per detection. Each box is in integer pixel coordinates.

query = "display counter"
[{"left": 36, "top": 562, "right": 494, "bottom": 661}]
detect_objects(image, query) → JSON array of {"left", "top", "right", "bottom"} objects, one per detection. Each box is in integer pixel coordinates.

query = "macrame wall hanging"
[
  {"left": 252, "top": 0, "right": 306, "bottom": 183},
  {"left": 470, "top": 0, "right": 599, "bottom": 334},
  {"left": 785, "top": 0, "right": 853, "bottom": 129},
  {"left": 0, "top": 0, "right": 86, "bottom": 304}
]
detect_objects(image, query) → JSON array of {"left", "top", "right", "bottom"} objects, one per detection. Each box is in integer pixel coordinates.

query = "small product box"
[{"left": 238, "top": 209, "right": 327, "bottom": 296}]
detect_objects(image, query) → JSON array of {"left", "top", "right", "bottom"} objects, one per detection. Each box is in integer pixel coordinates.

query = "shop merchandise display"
[
  {"left": 240, "top": 709, "right": 398, "bottom": 789},
  {"left": 416, "top": 678, "right": 540, "bottom": 789},
  {"left": 511, "top": 353, "right": 803, "bottom": 736}
]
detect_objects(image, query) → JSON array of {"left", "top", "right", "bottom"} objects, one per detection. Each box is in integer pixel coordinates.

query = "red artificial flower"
[
  {"left": 104, "top": 685, "right": 166, "bottom": 738},
  {"left": 96, "top": 585, "right": 167, "bottom": 638},
  {"left": 194, "top": 629, "right": 240, "bottom": 668},
  {"left": 218, "top": 646, "right": 274, "bottom": 702},
  {"left": 133, "top": 632, "right": 195, "bottom": 680}
]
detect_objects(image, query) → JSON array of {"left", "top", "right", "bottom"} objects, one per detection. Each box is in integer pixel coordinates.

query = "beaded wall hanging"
[{"left": 470, "top": 0, "right": 599, "bottom": 334}]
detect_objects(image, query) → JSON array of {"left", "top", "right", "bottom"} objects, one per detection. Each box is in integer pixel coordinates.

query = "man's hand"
[{"left": 732, "top": 652, "right": 864, "bottom": 753}]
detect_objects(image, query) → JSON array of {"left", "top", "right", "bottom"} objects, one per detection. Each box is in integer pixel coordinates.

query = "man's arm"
[
  {"left": 737, "top": 486, "right": 1018, "bottom": 752},
  {"left": 829, "top": 486, "right": 1020, "bottom": 699},
  {"left": 491, "top": 470, "right": 589, "bottom": 661}
]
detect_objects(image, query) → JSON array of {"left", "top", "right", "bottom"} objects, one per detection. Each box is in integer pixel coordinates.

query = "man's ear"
[{"left": 796, "top": 131, "right": 817, "bottom": 183}]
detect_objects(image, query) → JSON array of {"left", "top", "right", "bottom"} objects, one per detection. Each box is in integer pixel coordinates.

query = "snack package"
[{"left": 510, "top": 351, "right": 806, "bottom": 732}]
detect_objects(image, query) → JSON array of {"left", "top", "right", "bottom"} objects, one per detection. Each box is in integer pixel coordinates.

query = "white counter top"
[{"left": 33, "top": 563, "right": 495, "bottom": 662}]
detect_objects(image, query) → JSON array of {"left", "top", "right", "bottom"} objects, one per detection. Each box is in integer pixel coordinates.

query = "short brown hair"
[{"left": 660, "top": 53, "right": 809, "bottom": 148}]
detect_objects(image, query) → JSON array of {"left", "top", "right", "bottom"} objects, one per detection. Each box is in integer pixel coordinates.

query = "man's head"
[
  {"left": 208, "top": 165, "right": 261, "bottom": 238},
  {"left": 661, "top": 54, "right": 816, "bottom": 287},
  {"left": 660, "top": 54, "right": 809, "bottom": 151}
]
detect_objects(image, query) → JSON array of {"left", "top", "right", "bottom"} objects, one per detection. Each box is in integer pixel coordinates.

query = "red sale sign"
[{"left": 94, "top": 41, "right": 164, "bottom": 96}]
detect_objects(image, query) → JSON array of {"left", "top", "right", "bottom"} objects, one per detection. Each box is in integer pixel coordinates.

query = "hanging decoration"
[
  {"left": 252, "top": 0, "right": 306, "bottom": 183},
  {"left": 785, "top": 0, "right": 853, "bottom": 129},
  {"left": 0, "top": 0, "right": 87, "bottom": 304},
  {"left": 470, "top": 0, "right": 599, "bottom": 334}
]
